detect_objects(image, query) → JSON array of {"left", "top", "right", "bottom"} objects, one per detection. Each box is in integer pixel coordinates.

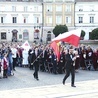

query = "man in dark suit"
[
  {"left": 62, "top": 48, "right": 76, "bottom": 87},
  {"left": 28, "top": 48, "right": 33, "bottom": 70},
  {"left": 33, "top": 47, "right": 39, "bottom": 80}
]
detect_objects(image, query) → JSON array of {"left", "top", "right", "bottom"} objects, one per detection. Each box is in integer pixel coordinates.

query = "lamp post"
[{"left": 40, "top": 2, "right": 44, "bottom": 44}]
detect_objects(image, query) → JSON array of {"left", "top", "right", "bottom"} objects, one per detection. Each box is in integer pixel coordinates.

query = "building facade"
[
  {"left": 0, "top": 0, "right": 98, "bottom": 42},
  {"left": 0, "top": 0, "right": 75, "bottom": 43},
  {"left": 43, "top": 0, "right": 75, "bottom": 42},
  {"left": 75, "top": 0, "right": 98, "bottom": 40},
  {"left": 0, "top": 0, "right": 43, "bottom": 42}
]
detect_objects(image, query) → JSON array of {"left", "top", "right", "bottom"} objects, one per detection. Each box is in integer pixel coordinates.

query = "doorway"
[{"left": 12, "top": 29, "right": 18, "bottom": 42}]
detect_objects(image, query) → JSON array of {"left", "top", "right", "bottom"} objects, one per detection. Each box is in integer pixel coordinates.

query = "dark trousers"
[
  {"left": 39, "top": 58, "right": 45, "bottom": 72},
  {"left": 33, "top": 61, "right": 39, "bottom": 79},
  {"left": 28, "top": 55, "right": 33, "bottom": 70},
  {"left": 63, "top": 66, "right": 75, "bottom": 85},
  {"left": 53, "top": 61, "right": 57, "bottom": 74},
  {"left": 13, "top": 58, "right": 17, "bottom": 70},
  {"left": 0, "top": 66, "right": 1, "bottom": 73},
  {"left": 3, "top": 69, "right": 8, "bottom": 78},
  {"left": 58, "top": 62, "right": 64, "bottom": 74}
]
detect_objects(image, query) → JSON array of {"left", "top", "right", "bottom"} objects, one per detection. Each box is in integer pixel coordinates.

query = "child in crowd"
[{"left": 2, "top": 53, "right": 9, "bottom": 78}]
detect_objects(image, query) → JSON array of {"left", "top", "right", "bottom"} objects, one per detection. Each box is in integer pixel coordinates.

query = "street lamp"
[{"left": 40, "top": 2, "right": 44, "bottom": 44}]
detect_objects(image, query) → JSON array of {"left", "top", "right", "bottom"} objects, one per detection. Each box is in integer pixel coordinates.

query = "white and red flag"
[
  {"left": 50, "top": 41, "right": 60, "bottom": 61},
  {"left": 21, "top": 40, "right": 31, "bottom": 51},
  {"left": 52, "top": 29, "right": 81, "bottom": 47}
]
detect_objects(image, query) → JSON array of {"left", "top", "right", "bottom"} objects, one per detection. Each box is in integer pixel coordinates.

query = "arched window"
[
  {"left": 1, "top": 32, "right": 6, "bottom": 40},
  {"left": 34, "top": 29, "right": 39, "bottom": 39},
  {"left": 23, "top": 29, "right": 29, "bottom": 40},
  {"left": 0, "top": 30, "right": 6, "bottom": 40},
  {"left": 47, "top": 31, "right": 51, "bottom": 41}
]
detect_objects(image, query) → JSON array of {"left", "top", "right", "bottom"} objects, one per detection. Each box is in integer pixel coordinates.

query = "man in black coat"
[
  {"left": 33, "top": 47, "right": 39, "bottom": 80},
  {"left": 62, "top": 48, "right": 76, "bottom": 87},
  {"left": 28, "top": 48, "right": 34, "bottom": 70}
]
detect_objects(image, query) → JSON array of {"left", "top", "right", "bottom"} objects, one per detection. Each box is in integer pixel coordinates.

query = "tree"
[
  {"left": 80, "top": 30, "right": 85, "bottom": 40},
  {"left": 53, "top": 24, "right": 68, "bottom": 37},
  {"left": 90, "top": 28, "right": 98, "bottom": 40}
]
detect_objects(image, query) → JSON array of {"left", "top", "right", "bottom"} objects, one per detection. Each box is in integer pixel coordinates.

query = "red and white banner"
[
  {"left": 50, "top": 41, "right": 60, "bottom": 61},
  {"left": 52, "top": 29, "right": 81, "bottom": 47},
  {"left": 21, "top": 40, "right": 31, "bottom": 50}
]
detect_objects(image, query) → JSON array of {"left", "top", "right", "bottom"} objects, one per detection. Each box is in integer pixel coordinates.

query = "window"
[
  {"left": 17, "top": 0, "right": 22, "bottom": 1},
  {"left": 56, "top": 16, "right": 62, "bottom": 24},
  {"left": 0, "top": 5, "right": 5, "bottom": 11},
  {"left": 79, "top": 17, "right": 83, "bottom": 23},
  {"left": 55, "top": 0, "right": 62, "bottom": 2},
  {"left": 66, "top": 16, "right": 71, "bottom": 24},
  {"left": 37, "top": 17, "right": 39, "bottom": 23},
  {"left": 90, "top": 16, "right": 94, "bottom": 23},
  {"left": 47, "top": 31, "right": 51, "bottom": 41},
  {"left": 23, "top": 17, "right": 28, "bottom": 23},
  {"left": 34, "top": 16, "right": 39, "bottom": 23},
  {"left": 1, "top": 17, "right": 3, "bottom": 23},
  {"left": 46, "top": 5, "right": 52, "bottom": 12},
  {"left": 56, "top": 5, "right": 62, "bottom": 12},
  {"left": 12, "top": 6, "right": 16, "bottom": 12},
  {"left": 22, "top": 0, "right": 29, "bottom": 1},
  {"left": 46, "top": 16, "right": 52, "bottom": 24},
  {"left": 12, "top": 17, "right": 17, "bottom": 23},
  {"left": 79, "top": 6, "right": 83, "bottom": 11},
  {"left": 19, "top": 34, "right": 22, "bottom": 39},
  {"left": 45, "top": 0, "right": 53, "bottom": 2},
  {"left": 24, "top": 18, "right": 26, "bottom": 23},
  {"left": 79, "top": 9, "right": 83, "bottom": 11},
  {"left": 24, "top": 6, "right": 27, "bottom": 12},
  {"left": 34, "top": 6, "right": 38, "bottom": 12},
  {"left": 66, "top": 5, "right": 71, "bottom": 12},
  {"left": 47, "top": 34, "right": 51, "bottom": 41},
  {"left": 1, "top": 32, "right": 6, "bottom": 40},
  {"left": 23, "top": 30, "right": 29, "bottom": 40},
  {"left": 89, "top": 5, "right": 94, "bottom": 11},
  {"left": 11, "top": 0, "right": 17, "bottom": 1},
  {"left": 34, "top": 29, "right": 39, "bottom": 39}
]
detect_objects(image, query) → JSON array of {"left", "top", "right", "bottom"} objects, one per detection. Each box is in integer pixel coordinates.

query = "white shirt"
[{"left": 11, "top": 48, "right": 17, "bottom": 58}]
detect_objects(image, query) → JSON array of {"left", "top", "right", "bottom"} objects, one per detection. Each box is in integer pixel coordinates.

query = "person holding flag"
[
  {"left": 33, "top": 46, "right": 40, "bottom": 81},
  {"left": 62, "top": 47, "right": 77, "bottom": 87},
  {"left": 51, "top": 29, "right": 81, "bottom": 87}
]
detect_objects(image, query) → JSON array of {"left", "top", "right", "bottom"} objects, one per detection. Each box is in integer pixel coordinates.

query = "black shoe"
[
  {"left": 71, "top": 85, "right": 76, "bottom": 87},
  {"left": 62, "top": 81, "right": 65, "bottom": 85},
  {"left": 13, "top": 69, "right": 16, "bottom": 71},
  {"left": 33, "top": 74, "right": 35, "bottom": 78},
  {"left": 36, "top": 78, "right": 39, "bottom": 81}
]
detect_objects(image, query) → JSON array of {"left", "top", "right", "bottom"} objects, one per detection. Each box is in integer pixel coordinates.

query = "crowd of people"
[{"left": 0, "top": 41, "right": 98, "bottom": 79}]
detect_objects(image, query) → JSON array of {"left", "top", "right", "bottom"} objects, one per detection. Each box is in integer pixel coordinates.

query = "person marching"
[
  {"left": 33, "top": 47, "right": 39, "bottom": 81},
  {"left": 52, "top": 51, "right": 57, "bottom": 74},
  {"left": 62, "top": 47, "right": 77, "bottom": 87}
]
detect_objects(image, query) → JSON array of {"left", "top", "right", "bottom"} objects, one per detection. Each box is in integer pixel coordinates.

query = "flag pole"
[
  {"left": 31, "top": 52, "right": 43, "bottom": 65},
  {"left": 31, "top": 44, "right": 49, "bottom": 65}
]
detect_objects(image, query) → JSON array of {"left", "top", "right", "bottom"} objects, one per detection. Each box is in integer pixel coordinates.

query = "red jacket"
[{"left": 3, "top": 58, "right": 8, "bottom": 70}]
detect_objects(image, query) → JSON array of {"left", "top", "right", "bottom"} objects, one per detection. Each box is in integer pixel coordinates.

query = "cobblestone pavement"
[{"left": 0, "top": 67, "right": 98, "bottom": 98}]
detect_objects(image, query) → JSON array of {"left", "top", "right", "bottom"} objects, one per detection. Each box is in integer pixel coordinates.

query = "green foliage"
[
  {"left": 81, "top": 30, "right": 85, "bottom": 37},
  {"left": 53, "top": 24, "right": 68, "bottom": 37},
  {"left": 90, "top": 28, "right": 98, "bottom": 40}
]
